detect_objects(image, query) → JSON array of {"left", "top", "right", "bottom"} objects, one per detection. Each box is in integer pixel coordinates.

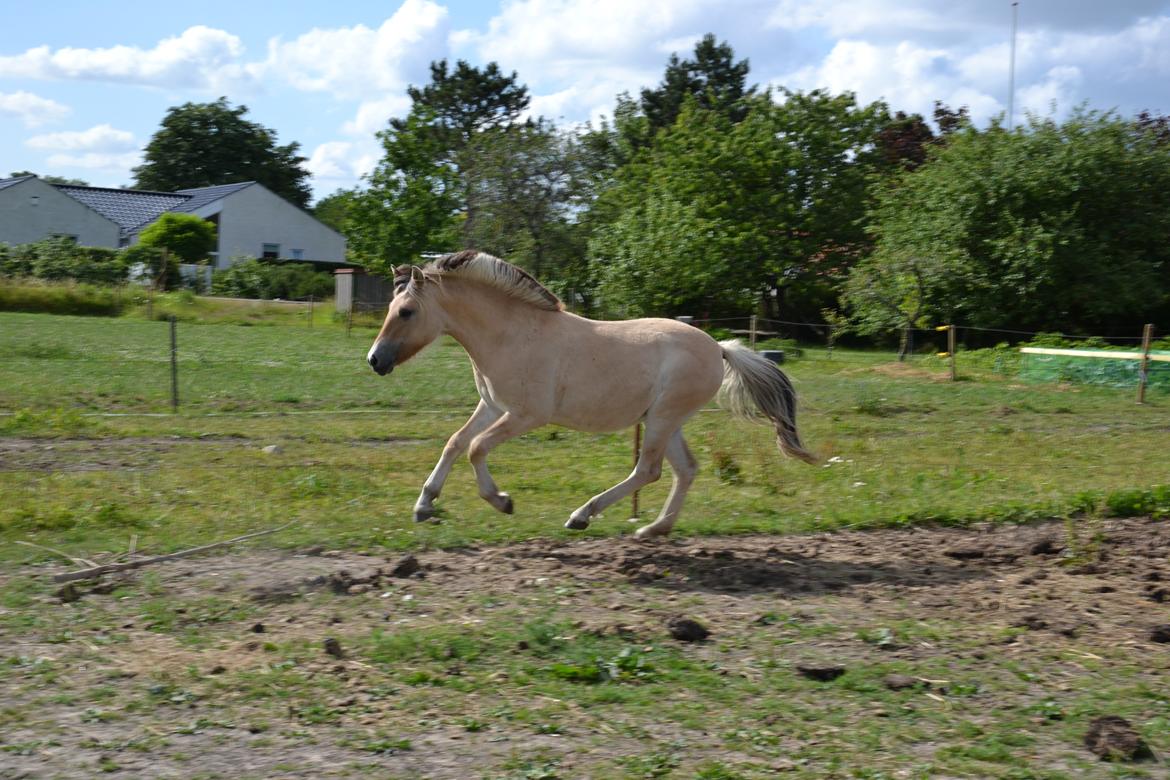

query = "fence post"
[
  {"left": 949, "top": 324, "right": 957, "bottom": 381},
  {"left": 1137, "top": 323, "right": 1155, "bottom": 404},
  {"left": 749, "top": 315, "right": 758, "bottom": 349},
  {"left": 169, "top": 315, "right": 179, "bottom": 412},
  {"left": 631, "top": 423, "right": 642, "bottom": 519},
  {"left": 346, "top": 303, "right": 354, "bottom": 338},
  {"left": 934, "top": 324, "right": 955, "bottom": 379},
  {"left": 308, "top": 295, "right": 314, "bottom": 328}
]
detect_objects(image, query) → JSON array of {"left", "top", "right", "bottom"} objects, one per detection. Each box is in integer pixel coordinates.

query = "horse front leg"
[
  {"left": 414, "top": 400, "right": 500, "bottom": 522},
  {"left": 467, "top": 412, "right": 541, "bottom": 514}
]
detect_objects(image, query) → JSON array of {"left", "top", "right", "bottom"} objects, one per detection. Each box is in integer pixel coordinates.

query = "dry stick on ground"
[
  {"left": 15, "top": 541, "right": 98, "bottom": 569},
  {"left": 50, "top": 522, "right": 296, "bottom": 583}
]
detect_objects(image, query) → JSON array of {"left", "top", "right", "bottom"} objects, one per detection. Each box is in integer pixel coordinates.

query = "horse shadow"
[{"left": 530, "top": 539, "right": 997, "bottom": 597}]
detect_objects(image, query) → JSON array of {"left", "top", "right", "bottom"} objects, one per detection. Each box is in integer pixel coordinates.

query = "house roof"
[
  {"left": 0, "top": 175, "right": 36, "bottom": 191},
  {"left": 171, "top": 182, "right": 255, "bottom": 213},
  {"left": 53, "top": 185, "right": 190, "bottom": 234}
]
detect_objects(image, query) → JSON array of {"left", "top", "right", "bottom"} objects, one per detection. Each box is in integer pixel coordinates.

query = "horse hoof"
[
  {"left": 499, "top": 494, "right": 514, "bottom": 515},
  {"left": 634, "top": 525, "right": 668, "bottom": 540},
  {"left": 565, "top": 516, "right": 590, "bottom": 530},
  {"left": 413, "top": 506, "right": 436, "bottom": 523}
]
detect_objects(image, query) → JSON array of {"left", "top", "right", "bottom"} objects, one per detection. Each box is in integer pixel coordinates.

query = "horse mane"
[{"left": 416, "top": 250, "right": 563, "bottom": 312}]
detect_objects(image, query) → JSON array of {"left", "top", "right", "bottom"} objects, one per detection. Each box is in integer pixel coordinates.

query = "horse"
[{"left": 366, "top": 250, "right": 818, "bottom": 539}]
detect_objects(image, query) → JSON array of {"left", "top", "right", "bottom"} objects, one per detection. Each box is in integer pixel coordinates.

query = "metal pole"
[
  {"left": 169, "top": 315, "right": 179, "bottom": 412},
  {"left": 1137, "top": 323, "right": 1154, "bottom": 404},
  {"left": 1008, "top": 1, "right": 1019, "bottom": 131}
]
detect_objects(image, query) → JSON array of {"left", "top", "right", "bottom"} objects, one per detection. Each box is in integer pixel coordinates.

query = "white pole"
[{"left": 1008, "top": 2, "right": 1019, "bottom": 130}]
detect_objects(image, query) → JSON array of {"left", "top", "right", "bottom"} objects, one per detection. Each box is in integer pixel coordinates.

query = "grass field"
[{"left": 2, "top": 310, "right": 1169, "bottom": 778}]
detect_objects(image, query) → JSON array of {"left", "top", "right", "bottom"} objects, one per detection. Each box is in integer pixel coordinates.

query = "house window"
[
  {"left": 261, "top": 243, "right": 280, "bottom": 260},
  {"left": 291, "top": 248, "right": 304, "bottom": 260}
]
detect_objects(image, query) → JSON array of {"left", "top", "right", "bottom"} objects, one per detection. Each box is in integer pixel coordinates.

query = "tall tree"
[
  {"left": 641, "top": 34, "right": 754, "bottom": 133},
  {"left": 589, "top": 90, "right": 887, "bottom": 320},
  {"left": 312, "top": 188, "right": 358, "bottom": 232},
  {"left": 133, "top": 98, "right": 312, "bottom": 208},
  {"left": 350, "top": 60, "right": 555, "bottom": 274},
  {"left": 846, "top": 110, "right": 1170, "bottom": 337}
]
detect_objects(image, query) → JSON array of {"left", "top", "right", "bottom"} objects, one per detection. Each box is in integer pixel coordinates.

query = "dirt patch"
[{"left": 3, "top": 517, "right": 1168, "bottom": 778}]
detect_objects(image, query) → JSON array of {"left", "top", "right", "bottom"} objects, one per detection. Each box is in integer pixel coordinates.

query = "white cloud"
[
  {"left": 256, "top": 0, "right": 448, "bottom": 97},
  {"left": 342, "top": 95, "right": 412, "bottom": 137},
  {"left": 307, "top": 140, "right": 380, "bottom": 182},
  {"left": 0, "top": 26, "right": 250, "bottom": 90},
  {"left": 25, "top": 123, "right": 137, "bottom": 152},
  {"left": 45, "top": 152, "right": 142, "bottom": 171},
  {"left": 0, "top": 90, "right": 70, "bottom": 127}
]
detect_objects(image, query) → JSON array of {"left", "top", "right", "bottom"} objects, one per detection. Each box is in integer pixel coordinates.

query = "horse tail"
[{"left": 718, "top": 340, "right": 819, "bottom": 465}]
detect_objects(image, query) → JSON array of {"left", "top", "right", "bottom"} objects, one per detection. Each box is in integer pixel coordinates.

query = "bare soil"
[{"left": 2, "top": 517, "right": 1168, "bottom": 779}]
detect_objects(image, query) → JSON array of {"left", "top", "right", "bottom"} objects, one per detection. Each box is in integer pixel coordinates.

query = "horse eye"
[{"left": 400, "top": 309, "right": 415, "bottom": 320}]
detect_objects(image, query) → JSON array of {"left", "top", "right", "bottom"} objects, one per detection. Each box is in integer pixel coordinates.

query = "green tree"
[
  {"left": 136, "top": 213, "right": 216, "bottom": 288},
  {"left": 347, "top": 107, "right": 460, "bottom": 274},
  {"left": 349, "top": 61, "right": 536, "bottom": 274},
  {"left": 313, "top": 188, "right": 358, "bottom": 232},
  {"left": 589, "top": 90, "right": 887, "bottom": 320},
  {"left": 641, "top": 34, "right": 754, "bottom": 133},
  {"left": 846, "top": 109, "right": 1170, "bottom": 337},
  {"left": 133, "top": 98, "right": 312, "bottom": 208}
]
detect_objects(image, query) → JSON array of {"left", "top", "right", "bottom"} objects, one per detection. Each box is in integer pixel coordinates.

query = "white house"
[
  {"left": 0, "top": 176, "right": 345, "bottom": 269},
  {"left": 0, "top": 175, "right": 121, "bottom": 248}
]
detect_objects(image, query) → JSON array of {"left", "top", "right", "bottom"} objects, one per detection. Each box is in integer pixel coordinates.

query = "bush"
[
  {"left": 211, "top": 259, "right": 334, "bottom": 300},
  {"left": 0, "top": 238, "right": 129, "bottom": 285}
]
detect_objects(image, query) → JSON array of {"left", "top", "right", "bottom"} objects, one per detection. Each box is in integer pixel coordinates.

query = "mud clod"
[
  {"left": 1084, "top": 715, "right": 1153, "bottom": 761},
  {"left": 389, "top": 554, "right": 421, "bottom": 578},
  {"left": 796, "top": 664, "right": 846, "bottom": 681},
  {"left": 323, "top": 637, "right": 344, "bottom": 659},
  {"left": 666, "top": 616, "right": 710, "bottom": 642},
  {"left": 1149, "top": 625, "right": 1170, "bottom": 643}
]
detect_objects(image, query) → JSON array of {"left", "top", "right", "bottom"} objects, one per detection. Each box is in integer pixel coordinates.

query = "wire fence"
[{"left": 2, "top": 304, "right": 1163, "bottom": 419}]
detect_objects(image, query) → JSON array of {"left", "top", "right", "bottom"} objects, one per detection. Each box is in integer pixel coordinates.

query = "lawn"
[{"left": 2, "top": 310, "right": 1168, "bottom": 778}]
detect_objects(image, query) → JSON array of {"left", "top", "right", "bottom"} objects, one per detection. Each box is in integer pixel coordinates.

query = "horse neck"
[{"left": 435, "top": 279, "right": 549, "bottom": 365}]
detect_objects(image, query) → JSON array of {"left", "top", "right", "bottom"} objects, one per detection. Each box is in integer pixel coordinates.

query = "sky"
[{"left": 2, "top": 0, "right": 1169, "bottom": 203}]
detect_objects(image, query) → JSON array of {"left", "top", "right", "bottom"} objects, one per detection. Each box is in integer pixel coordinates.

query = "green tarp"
[{"left": 1020, "top": 349, "right": 1170, "bottom": 388}]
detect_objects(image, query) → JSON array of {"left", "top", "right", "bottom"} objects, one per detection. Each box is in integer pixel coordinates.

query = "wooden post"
[
  {"left": 949, "top": 324, "right": 957, "bottom": 382},
  {"left": 308, "top": 295, "right": 314, "bottom": 328},
  {"left": 749, "top": 315, "right": 758, "bottom": 349},
  {"left": 168, "top": 315, "right": 179, "bottom": 412},
  {"left": 346, "top": 303, "right": 354, "bottom": 338},
  {"left": 1137, "top": 323, "right": 1155, "bottom": 404},
  {"left": 631, "top": 423, "right": 642, "bottom": 518}
]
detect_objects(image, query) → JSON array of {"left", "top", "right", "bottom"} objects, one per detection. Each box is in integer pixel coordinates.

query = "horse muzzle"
[{"left": 367, "top": 341, "right": 398, "bottom": 376}]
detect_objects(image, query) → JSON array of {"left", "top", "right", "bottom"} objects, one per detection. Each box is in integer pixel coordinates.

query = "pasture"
[{"left": 1, "top": 310, "right": 1168, "bottom": 778}]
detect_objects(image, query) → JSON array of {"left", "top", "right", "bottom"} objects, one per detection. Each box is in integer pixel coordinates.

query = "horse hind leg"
[
  {"left": 634, "top": 430, "right": 697, "bottom": 539},
  {"left": 565, "top": 421, "right": 674, "bottom": 530}
]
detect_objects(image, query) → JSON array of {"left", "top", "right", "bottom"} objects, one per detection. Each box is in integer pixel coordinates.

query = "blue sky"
[{"left": 3, "top": 0, "right": 1169, "bottom": 202}]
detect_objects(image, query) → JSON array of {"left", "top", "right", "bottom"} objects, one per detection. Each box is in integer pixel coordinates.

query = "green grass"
[{"left": 1, "top": 311, "right": 1169, "bottom": 563}]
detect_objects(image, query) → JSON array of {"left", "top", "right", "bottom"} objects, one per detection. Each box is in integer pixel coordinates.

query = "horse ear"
[{"left": 410, "top": 266, "right": 425, "bottom": 284}]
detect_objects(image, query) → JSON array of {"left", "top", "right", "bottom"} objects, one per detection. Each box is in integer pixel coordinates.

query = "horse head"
[{"left": 367, "top": 265, "right": 443, "bottom": 376}]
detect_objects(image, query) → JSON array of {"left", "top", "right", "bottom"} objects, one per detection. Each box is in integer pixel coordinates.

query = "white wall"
[
  {"left": 0, "top": 178, "right": 120, "bottom": 248},
  {"left": 189, "top": 184, "right": 345, "bottom": 269}
]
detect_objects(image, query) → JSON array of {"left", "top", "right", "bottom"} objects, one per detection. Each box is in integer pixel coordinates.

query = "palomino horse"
[{"left": 367, "top": 250, "right": 817, "bottom": 538}]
